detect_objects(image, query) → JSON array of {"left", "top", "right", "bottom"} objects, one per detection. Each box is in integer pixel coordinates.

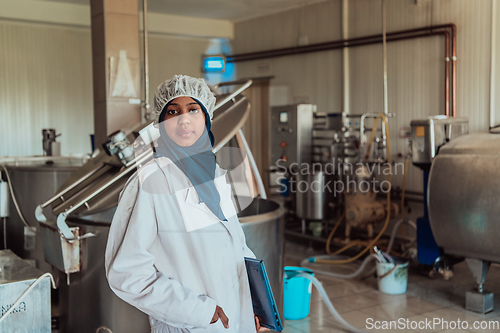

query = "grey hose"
[
  {"left": 296, "top": 273, "right": 365, "bottom": 333},
  {"left": 300, "top": 254, "right": 379, "bottom": 279}
]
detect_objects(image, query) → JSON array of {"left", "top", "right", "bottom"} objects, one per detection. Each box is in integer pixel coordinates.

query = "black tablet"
[{"left": 244, "top": 257, "right": 283, "bottom": 332}]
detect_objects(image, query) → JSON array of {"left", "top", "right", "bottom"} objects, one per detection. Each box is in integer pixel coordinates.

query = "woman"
[{"left": 105, "top": 75, "right": 269, "bottom": 333}]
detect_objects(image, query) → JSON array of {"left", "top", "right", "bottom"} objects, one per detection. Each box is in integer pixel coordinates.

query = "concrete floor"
[{"left": 282, "top": 241, "right": 500, "bottom": 333}]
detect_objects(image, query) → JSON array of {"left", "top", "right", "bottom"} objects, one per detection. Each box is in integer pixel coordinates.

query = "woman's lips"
[{"left": 177, "top": 130, "right": 193, "bottom": 138}]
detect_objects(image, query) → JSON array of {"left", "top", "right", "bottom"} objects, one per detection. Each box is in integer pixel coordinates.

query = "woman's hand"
[
  {"left": 211, "top": 305, "right": 229, "bottom": 329},
  {"left": 254, "top": 315, "right": 271, "bottom": 332}
]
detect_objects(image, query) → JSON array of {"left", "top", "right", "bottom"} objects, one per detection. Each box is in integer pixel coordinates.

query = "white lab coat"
[{"left": 105, "top": 156, "right": 257, "bottom": 333}]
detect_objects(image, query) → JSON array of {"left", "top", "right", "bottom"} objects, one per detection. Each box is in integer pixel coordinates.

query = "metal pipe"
[
  {"left": 342, "top": 0, "right": 350, "bottom": 115},
  {"left": 451, "top": 24, "right": 457, "bottom": 117},
  {"left": 382, "top": 0, "right": 388, "bottom": 116},
  {"left": 444, "top": 31, "right": 450, "bottom": 116},
  {"left": 212, "top": 80, "right": 253, "bottom": 113},
  {"left": 56, "top": 150, "right": 153, "bottom": 240},
  {"left": 227, "top": 24, "right": 456, "bottom": 62},
  {"left": 227, "top": 24, "right": 456, "bottom": 117},
  {"left": 237, "top": 129, "right": 267, "bottom": 200},
  {"left": 142, "top": 0, "right": 150, "bottom": 122},
  {"left": 213, "top": 78, "right": 252, "bottom": 89},
  {"left": 490, "top": 0, "right": 497, "bottom": 129}
]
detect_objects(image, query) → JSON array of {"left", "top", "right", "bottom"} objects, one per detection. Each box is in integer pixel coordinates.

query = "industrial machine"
[
  {"left": 279, "top": 110, "right": 397, "bottom": 248},
  {"left": 269, "top": 104, "right": 315, "bottom": 170},
  {"left": 410, "top": 116, "right": 468, "bottom": 267},
  {"left": 428, "top": 133, "right": 500, "bottom": 313},
  {"left": 15, "top": 80, "right": 286, "bottom": 332}
]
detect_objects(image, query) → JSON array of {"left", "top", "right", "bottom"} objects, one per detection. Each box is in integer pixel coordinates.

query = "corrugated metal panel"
[
  {"left": 0, "top": 21, "right": 211, "bottom": 157},
  {"left": 233, "top": 0, "right": 344, "bottom": 112},
  {"left": 0, "top": 22, "right": 94, "bottom": 157}
]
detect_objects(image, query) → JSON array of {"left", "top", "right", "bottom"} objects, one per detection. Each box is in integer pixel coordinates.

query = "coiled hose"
[{"left": 303, "top": 219, "right": 416, "bottom": 278}]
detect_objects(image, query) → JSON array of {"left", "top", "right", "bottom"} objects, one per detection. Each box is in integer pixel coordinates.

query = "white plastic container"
[{"left": 376, "top": 260, "right": 409, "bottom": 295}]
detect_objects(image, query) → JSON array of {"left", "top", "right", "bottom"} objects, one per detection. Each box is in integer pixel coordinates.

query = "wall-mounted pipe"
[
  {"left": 142, "top": 0, "right": 150, "bottom": 122},
  {"left": 490, "top": 0, "right": 497, "bottom": 131},
  {"left": 382, "top": 0, "right": 388, "bottom": 116},
  {"left": 227, "top": 24, "right": 456, "bottom": 117}
]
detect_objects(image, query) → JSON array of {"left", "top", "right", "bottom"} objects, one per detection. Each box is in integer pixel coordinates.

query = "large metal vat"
[
  {"left": 59, "top": 197, "right": 284, "bottom": 333},
  {"left": 61, "top": 210, "right": 150, "bottom": 333},
  {"left": 2, "top": 159, "right": 82, "bottom": 273},
  {"left": 428, "top": 133, "right": 500, "bottom": 262},
  {"left": 238, "top": 198, "right": 285, "bottom": 318}
]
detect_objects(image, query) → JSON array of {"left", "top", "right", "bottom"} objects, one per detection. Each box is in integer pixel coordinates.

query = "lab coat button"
[
  {"left": 226, "top": 242, "right": 230, "bottom": 248},
  {"left": 233, "top": 282, "right": 237, "bottom": 288},
  {"left": 236, "top": 323, "right": 240, "bottom": 329}
]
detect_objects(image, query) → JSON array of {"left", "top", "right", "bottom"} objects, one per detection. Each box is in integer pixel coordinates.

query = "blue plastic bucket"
[{"left": 283, "top": 266, "right": 314, "bottom": 320}]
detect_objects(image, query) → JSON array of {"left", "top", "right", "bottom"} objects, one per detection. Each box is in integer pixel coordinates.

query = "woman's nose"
[{"left": 177, "top": 113, "right": 190, "bottom": 125}]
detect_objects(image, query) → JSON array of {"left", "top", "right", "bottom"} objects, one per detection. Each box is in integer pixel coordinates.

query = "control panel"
[{"left": 270, "top": 104, "right": 314, "bottom": 170}]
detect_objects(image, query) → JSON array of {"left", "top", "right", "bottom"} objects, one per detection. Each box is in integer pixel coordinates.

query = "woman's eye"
[
  {"left": 189, "top": 108, "right": 200, "bottom": 113},
  {"left": 167, "top": 109, "right": 177, "bottom": 115}
]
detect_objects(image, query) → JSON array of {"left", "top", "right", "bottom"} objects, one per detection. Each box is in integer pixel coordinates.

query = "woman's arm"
[{"left": 105, "top": 176, "right": 217, "bottom": 329}]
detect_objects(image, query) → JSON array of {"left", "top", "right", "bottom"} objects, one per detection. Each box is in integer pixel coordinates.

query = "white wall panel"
[
  {"left": 234, "top": 0, "right": 344, "bottom": 114},
  {"left": 0, "top": 21, "right": 213, "bottom": 157},
  {"left": 0, "top": 22, "right": 93, "bottom": 156}
]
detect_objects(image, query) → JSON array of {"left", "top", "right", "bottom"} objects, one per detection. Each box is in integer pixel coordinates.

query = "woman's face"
[{"left": 162, "top": 96, "right": 207, "bottom": 147}]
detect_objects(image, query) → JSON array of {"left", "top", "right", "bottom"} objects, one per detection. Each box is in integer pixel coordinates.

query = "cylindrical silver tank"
[
  {"left": 296, "top": 171, "right": 325, "bottom": 220},
  {"left": 428, "top": 133, "right": 500, "bottom": 262},
  {"left": 2, "top": 159, "right": 82, "bottom": 273},
  {"left": 295, "top": 168, "right": 335, "bottom": 220},
  {"left": 60, "top": 197, "right": 284, "bottom": 333}
]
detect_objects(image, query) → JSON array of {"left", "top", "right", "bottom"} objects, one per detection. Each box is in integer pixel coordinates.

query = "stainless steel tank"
[
  {"left": 428, "top": 133, "right": 500, "bottom": 262},
  {"left": 295, "top": 168, "right": 336, "bottom": 220},
  {"left": 238, "top": 198, "right": 285, "bottom": 318},
  {"left": 62, "top": 209, "right": 150, "bottom": 333},
  {"left": 60, "top": 197, "right": 284, "bottom": 333},
  {"left": 2, "top": 159, "right": 82, "bottom": 273}
]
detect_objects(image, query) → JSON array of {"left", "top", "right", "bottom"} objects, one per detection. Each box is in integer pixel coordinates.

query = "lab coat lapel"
[
  {"left": 183, "top": 175, "right": 236, "bottom": 235},
  {"left": 153, "top": 157, "right": 236, "bottom": 234}
]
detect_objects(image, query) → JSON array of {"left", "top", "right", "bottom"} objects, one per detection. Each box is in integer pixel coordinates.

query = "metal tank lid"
[
  {"left": 438, "top": 133, "right": 500, "bottom": 155},
  {"left": 410, "top": 115, "right": 468, "bottom": 126},
  {"left": 1, "top": 156, "right": 86, "bottom": 172}
]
